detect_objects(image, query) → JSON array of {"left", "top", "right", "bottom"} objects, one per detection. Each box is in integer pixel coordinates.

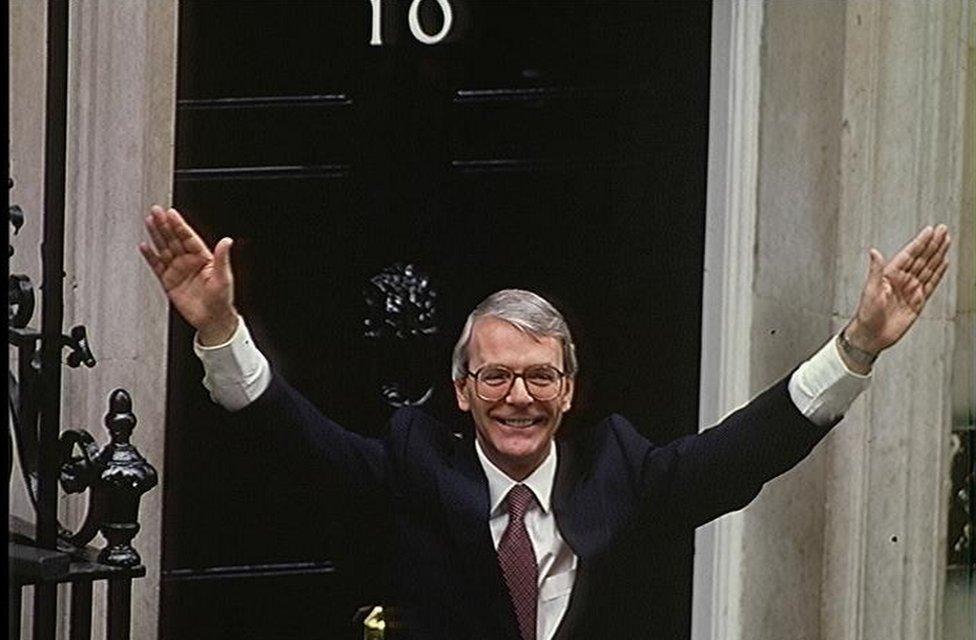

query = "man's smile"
[{"left": 492, "top": 416, "right": 546, "bottom": 428}]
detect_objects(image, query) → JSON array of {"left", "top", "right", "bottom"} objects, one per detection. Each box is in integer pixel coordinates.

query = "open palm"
[
  {"left": 139, "top": 206, "right": 238, "bottom": 342},
  {"left": 850, "top": 224, "right": 950, "bottom": 353}
]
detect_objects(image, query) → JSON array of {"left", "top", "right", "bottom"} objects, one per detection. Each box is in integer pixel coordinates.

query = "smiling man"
[
  {"left": 141, "top": 205, "right": 950, "bottom": 640},
  {"left": 454, "top": 307, "right": 576, "bottom": 482}
]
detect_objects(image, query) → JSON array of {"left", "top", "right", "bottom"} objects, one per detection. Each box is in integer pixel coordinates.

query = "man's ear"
[
  {"left": 454, "top": 378, "right": 471, "bottom": 411},
  {"left": 560, "top": 377, "right": 575, "bottom": 412}
]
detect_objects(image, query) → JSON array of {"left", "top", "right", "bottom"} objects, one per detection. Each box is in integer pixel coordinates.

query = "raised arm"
[
  {"left": 656, "top": 224, "right": 951, "bottom": 527},
  {"left": 138, "top": 205, "right": 390, "bottom": 496},
  {"left": 138, "top": 205, "right": 239, "bottom": 345}
]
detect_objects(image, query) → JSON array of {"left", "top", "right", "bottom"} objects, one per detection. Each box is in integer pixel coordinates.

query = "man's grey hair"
[{"left": 451, "top": 289, "right": 578, "bottom": 380}]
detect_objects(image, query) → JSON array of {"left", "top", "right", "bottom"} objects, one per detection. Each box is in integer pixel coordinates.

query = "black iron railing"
[{"left": 8, "top": 1, "right": 158, "bottom": 638}]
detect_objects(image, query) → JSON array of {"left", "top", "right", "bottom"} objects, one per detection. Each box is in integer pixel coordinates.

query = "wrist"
[
  {"left": 838, "top": 321, "right": 878, "bottom": 373},
  {"left": 198, "top": 309, "right": 239, "bottom": 346},
  {"left": 843, "top": 319, "right": 881, "bottom": 355}
]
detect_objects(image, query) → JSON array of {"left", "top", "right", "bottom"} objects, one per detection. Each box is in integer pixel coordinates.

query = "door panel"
[{"left": 162, "top": 2, "right": 711, "bottom": 638}]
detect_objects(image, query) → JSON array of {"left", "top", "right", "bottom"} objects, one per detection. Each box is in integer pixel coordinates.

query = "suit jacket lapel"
[
  {"left": 553, "top": 433, "right": 601, "bottom": 555},
  {"left": 553, "top": 437, "right": 585, "bottom": 512},
  {"left": 552, "top": 435, "right": 599, "bottom": 639},
  {"left": 437, "top": 432, "right": 520, "bottom": 640}
]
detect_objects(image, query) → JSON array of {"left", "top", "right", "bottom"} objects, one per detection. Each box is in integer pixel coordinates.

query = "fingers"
[
  {"left": 138, "top": 241, "right": 166, "bottom": 279},
  {"left": 923, "top": 258, "right": 949, "bottom": 297},
  {"left": 888, "top": 225, "right": 933, "bottom": 272},
  {"left": 907, "top": 224, "right": 948, "bottom": 276},
  {"left": 918, "top": 229, "right": 951, "bottom": 300},
  {"left": 145, "top": 206, "right": 172, "bottom": 261},
  {"left": 889, "top": 224, "right": 951, "bottom": 312},
  {"left": 145, "top": 205, "right": 217, "bottom": 262},
  {"left": 917, "top": 231, "right": 950, "bottom": 283},
  {"left": 169, "top": 208, "right": 212, "bottom": 258},
  {"left": 157, "top": 209, "right": 186, "bottom": 259},
  {"left": 213, "top": 237, "right": 234, "bottom": 278}
]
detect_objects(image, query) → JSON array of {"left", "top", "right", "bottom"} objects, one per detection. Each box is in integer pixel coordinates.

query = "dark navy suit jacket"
[{"left": 237, "top": 371, "right": 836, "bottom": 639}]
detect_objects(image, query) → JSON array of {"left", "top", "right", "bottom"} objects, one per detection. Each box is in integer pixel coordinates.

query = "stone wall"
[{"left": 695, "top": 1, "right": 972, "bottom": 639}]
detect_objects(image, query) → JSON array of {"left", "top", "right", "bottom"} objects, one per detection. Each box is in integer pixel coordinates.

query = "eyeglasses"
[{"left": 466, "top": 364, "right": 566, "bottom": 402}]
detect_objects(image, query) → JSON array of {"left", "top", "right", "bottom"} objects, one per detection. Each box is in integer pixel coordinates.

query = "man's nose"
[{"left": 506, "top": 376, "right": 533, "bottom": 404}]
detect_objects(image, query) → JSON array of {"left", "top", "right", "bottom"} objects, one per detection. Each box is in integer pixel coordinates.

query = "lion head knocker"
[{"left": 363, "top": 263, "right": 438, "bottom": 407}]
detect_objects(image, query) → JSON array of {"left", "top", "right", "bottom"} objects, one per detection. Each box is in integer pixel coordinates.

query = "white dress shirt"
[
  {"left": 475, "top": 439, "right": 575, "bottom": 640},
  {"left": 193, "top": 317, "right": 871, "bottom": 639}
]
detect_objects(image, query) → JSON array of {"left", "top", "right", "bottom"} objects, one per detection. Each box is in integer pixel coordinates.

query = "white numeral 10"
[{"left": 369, "top": 0, "right": 454, "bottom": 46}]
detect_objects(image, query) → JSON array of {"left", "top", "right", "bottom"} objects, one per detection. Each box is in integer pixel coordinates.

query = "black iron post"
[
  {"left": 9, "top": 583, "right": 22, "bottom": 640},
  {"left": 95, "top": 390, "right": 158, "bottom": 567},
  {"left": 107, "top": 578, "right": 133, "bottom": 640},
  {"left": 37, "top": 0, "right": 69, "bottom": 550},
  {"left": 69, "top": 581, "right": 93, "bottom": 640},
  {"left": 34, "top": 3, "right": 69, "bottom": 637}
]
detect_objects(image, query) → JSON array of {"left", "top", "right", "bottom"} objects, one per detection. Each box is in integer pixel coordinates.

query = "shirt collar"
[{"left": 474, "top": 438, "right": 556, "bottom": 517}]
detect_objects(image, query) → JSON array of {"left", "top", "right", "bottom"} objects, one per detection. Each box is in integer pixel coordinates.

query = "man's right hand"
[{"left": 139, "top": 205, "right": 239, "bottom": 346}]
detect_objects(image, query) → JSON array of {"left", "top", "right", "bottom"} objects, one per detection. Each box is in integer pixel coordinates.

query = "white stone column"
[
  {"left": 737, "top": 0, "right": 849, "bottom": 637},
  {"left": 59, "top": 2, "right": 178, "bottom": 639},
  {"left": 9, "top": 1, "right": 178, "bottom": 638},
  {"left": 695, "top": 0, "right": 846, "bottom": 637},
  {"left": 9, "top": 3, "right": 50, "bottom": 637},
  {"left": 9, "top": 0, "right": 48, "bottom": 519},
  {"left": 695, "top": 1, "right": 971, "bottom": 639},
  {"left": 822, "top": 2, "right": 969, "bottom": 639}
]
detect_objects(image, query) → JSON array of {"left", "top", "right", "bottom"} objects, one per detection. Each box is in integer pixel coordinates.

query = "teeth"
[{"left": 499, "top": 418, "right": 537, "bottom": 427}]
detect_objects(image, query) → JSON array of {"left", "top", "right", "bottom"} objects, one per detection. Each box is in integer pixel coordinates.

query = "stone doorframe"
[{"left": 692, "top": 1, "right": 763, "bottom": 637}]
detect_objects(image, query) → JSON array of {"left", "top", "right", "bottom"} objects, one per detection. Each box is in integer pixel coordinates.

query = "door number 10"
[{"left": 369, "top": 0, "right": 454, "bottom": 45}]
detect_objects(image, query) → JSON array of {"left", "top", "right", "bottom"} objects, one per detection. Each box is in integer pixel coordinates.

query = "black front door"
[{"left": 161, "top": 2, "right": 711, "bottom": 638}]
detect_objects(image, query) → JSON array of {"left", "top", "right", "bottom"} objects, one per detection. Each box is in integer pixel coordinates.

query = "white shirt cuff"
[
  {"left": 788, "top": 332, "right": 872, "bottom": 427},
  {"left": 192, "top": 316, "right": 272, "bottom": 411}
]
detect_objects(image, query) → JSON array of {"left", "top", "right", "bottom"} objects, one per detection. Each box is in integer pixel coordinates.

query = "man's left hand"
[{"left": 844, "top": 224, "right": 951, "bottom": 361}]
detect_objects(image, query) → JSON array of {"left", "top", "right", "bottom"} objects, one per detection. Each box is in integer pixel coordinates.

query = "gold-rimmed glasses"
[{"left": 466, "top": 364, "right": 566, "bottom": 402}]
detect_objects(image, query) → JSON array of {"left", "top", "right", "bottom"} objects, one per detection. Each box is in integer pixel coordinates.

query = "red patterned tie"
[{"left": 497, "top": 484, "right": 538, "bottom": 640}]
